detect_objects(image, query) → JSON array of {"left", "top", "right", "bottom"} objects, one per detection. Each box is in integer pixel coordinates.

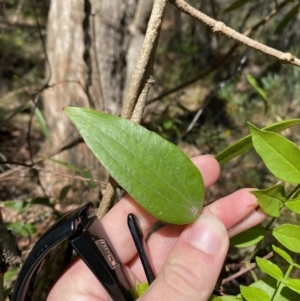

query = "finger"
[
  {"left": 101, "top": 155, "right": 221, "bottom": 263},
  {"left": 227, "top": 208, "right": 266, "bottom": 237},
  {"left": 140, "top": 214, "right": 229, "bottom": 301},
  {"left": 203, "top": 188, "right": 266, "bottom": 230},
  {"left": 191, "top": 155, "right": 220, "bottom": 187},
  {"left": 129, "top": 188, "right": 266, "bottom": 280}
]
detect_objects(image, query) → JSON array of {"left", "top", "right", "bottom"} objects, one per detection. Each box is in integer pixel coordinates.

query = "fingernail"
[{"left": 186, "top": 214, "right": 227, "bottom": 255}]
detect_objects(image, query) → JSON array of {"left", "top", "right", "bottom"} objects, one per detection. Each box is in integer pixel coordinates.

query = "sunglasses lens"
[{"left": 27, "top": 240, "right": 74, "bottom": 300}]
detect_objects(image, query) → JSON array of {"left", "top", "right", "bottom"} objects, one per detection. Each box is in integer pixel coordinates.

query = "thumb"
[{"left": 140, "top": 214, "right": 229, "bottom": 301}]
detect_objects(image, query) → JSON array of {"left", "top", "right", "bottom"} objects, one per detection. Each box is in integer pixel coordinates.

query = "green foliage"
[
  {"left": 230, "top": 224, "right": 265, "bottom": 248},
  {"left": 246, "top": 75, "right": 268, "bottom": 113},
  {"left": 64, "top": 105, "right": 300, "bottom": 299},
  {"left": 249, "top": 123, "right": 300, "bottom": 184},
  {"left": 272, "top": 225, "right": 300, "bottom": 253},
  {"left": 65, "top": 107, "right": 205, "bottom": 224},
  {"left": 256, "top": 257, "right": 283, "bottom": 281},
  {"left": 251, "top": 185, "right": 285, "bottom": 217},
  {"left": 215, "top": 119, "right": 300, "bottom": 164},
  {"left": 2, "top": 0, "right": 300, "bottom": 299},
  {"left": 136, "top": 283, "right": 150, "bottom": 297},
  {"left": 240, "top": 285, "right": 271, "bottom": 301}
]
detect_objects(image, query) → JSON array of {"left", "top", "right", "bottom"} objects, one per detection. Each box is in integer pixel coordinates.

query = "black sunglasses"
[{"left": 11, "top": 202, "right": 155, "bottom": 301}]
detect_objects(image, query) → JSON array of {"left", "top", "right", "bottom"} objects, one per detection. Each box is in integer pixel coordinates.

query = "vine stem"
[
  {"left": 96, "top": 0, "right": 167, "bottom": 219},
  {"left": 272, "top": 264, "right": 293, "bottom": 300},
  {"left": 170, "top": 0, "right": 300, "bottom": 67}
]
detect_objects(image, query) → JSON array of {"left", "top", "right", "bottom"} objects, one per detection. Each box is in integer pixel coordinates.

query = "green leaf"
[
  {"left": 246, "top": 75, "right": 268, "bottom": 113},
  {"left": 4, "top": 268, "right": 18, "bottom": 282},
  {"left": 285, "top": 197, "right": 300, "bottom": 214},
  {"left": 294, "top": 263, "right": 300, "bottom": 269},
  {"left": 128, "top": 288, "right": 138, "bottom": 300},
  {"left": 256, "top": 257, "right": 283, "bottom": 281},
  {"left": 5, "top": 221, "right": 36, "bottom": 236},
  {"left": 251, "top": 185, "right": 285, "bottom": 217},
  {"left": 250, "top": 278, "right": 300, "bottom": 301},
  {"left": 65, "top": 107, "right": 205, "bottom": 224},
  {"left": 272, "top": 245, "right": 293, "bottom": 265},
  {"left": 230, "top": 224, "right": 265, "bottom": 248},
  {"left": 275, "top": 3, "right": 300, "bottom": 34},
  {"left": 215, "top": 119, "right": 300, "bottom": 165},
  {"left": 136, "top": 282, "right": 149, "bottom": 297},
  {"left": 59, "top": 185, "right": 72, "bottom": 202},
  {"left": 0, "top": 200, "right": 29, "bottom": 214},
  {"left": 249, "top": 123, "right": 300, "bottom": 184},
  {"left": 81, "top": 168, "right": 97, "bottom": 189},
  {"left": 240, "top": 285, "right": 270, "bottom": 301},
  {"left": 34, "top": 106, "right": 49, "bottom": 139},
  {"left": 272, "top": 224, "right": 300, "bottom": 253},
  {"left": 30, "top": 197, "right": 56, "bottom": 209},
  {"left": 223, "top": 0, "right": 252, "bottom": 13},
  {"left": 48, "top": 158, "right": 80, "bottom": 172},
  {"left": 284, "top": 278, "right": 300, "bottom": 294}
]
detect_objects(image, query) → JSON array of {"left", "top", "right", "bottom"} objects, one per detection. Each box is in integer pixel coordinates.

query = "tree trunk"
[{"left": 42, "top": 0, "right": 153, "bottom": 203}]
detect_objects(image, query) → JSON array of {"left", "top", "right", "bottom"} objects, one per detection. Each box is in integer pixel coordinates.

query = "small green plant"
[{"left": 66, "top": 107, "right": 300, "bottom": 300}]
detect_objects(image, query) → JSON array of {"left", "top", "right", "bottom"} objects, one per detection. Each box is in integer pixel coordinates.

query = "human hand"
[{"left": 47, "top": 155, "right": 266, "bottom": 301}]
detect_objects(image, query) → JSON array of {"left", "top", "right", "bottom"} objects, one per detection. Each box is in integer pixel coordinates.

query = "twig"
[
  {"left": 170, "top": 0, "right": 300, "bottom": 67},
  {"left": 131, "top": 76, "right": 155, "bottom": 123},
  {"left": 0, "top": 135, "right": 84, "bottom": 181},
  {"left": 147, "top": 0, "right": 292, "bottom": 104},
  {"left": 121, "top": 0, "right": 167, "bottom": 119},
  {"left": 221, "top": 252, "right": 273, "bottom": 286},
  {"left": 0, "top": 161, "right": 106, "bottom": 186},
  {"left": 97, "top": 0, "right": 167, "bottom": 220}
]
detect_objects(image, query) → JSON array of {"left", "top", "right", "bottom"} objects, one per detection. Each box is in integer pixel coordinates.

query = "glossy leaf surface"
[
  {"left": 65, "top": 107, "right": 205, "bottom": 224},
  {"left": 240, "top": 285, "right": 270, "bottom": 301},
  {"left": 250, "top": 278, "right": 300, "bottom": 301},
  {"left": 285, "top": 197, "right": 300, "bottom": 214},
  {"left": 284, "top": 278, "right": 300, "bottom": 294},
  {"left": 272, "top": 245, "right": 293, "bottom": 265},
  {"left": 230, "top": 224, "right": 265, "bottom": 248},
  {"left": 272, "top": 224, "right": 300, "bottom": 253},
  {"left": 250, "top": 123, "right": 300, "bottom": 184},
  {"left": 256, "top": 257, "right": 283, "bottom": 281},
  {"left": 215, "top": 119, "right": 300, "bottom": 165},
  {"left": 251, "top": 184, "right": 285, "bottom": 217}
]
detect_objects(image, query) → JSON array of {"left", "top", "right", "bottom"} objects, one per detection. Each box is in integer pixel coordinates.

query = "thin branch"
[
  {"left": 170, "top": 0, "right": 300, "bottom": 67},
  {"left": 148, "top": 0, "right": 292, "bottom": 104},
  {"left": 221, "top": 252, "right": 273, "bottom": 286},
  {"left": 121, "top": 0, "right": 167, "bottom": 119},
  {"left": 0, "top": 160, "right": 106, "bottom": 186},
  {"left": 147, "top": 43, "right": 238, "bottom": 104},
  {"left": 97, "top": 0, "right": 167, "bottom": 219},
  {"left": 131, "top": 76, "right": 155, "bottom": 123}
]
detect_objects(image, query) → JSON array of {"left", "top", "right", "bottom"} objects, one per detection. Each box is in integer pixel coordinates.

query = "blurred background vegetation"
[{"left": 1, "top": 0, "right": 300, "bottom": 298}]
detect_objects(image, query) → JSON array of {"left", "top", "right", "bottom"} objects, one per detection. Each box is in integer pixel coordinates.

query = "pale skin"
[{"left": 47, "top": 155, "right": 266, "bottom": 301}]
